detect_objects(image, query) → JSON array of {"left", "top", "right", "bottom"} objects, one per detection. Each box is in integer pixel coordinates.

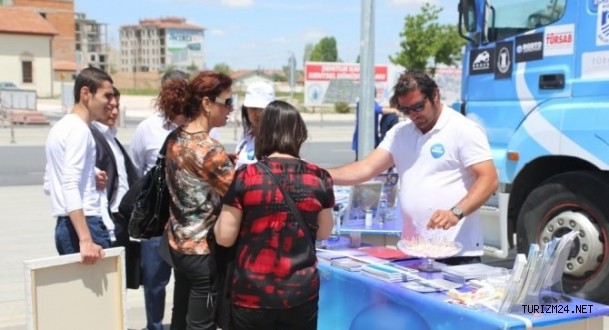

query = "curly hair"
[
  {"left": 155, "top": 71, "right": 232, "bottom": 122},
  {"left": 392, "top": 69, "right": 439, "bottom": 105}
]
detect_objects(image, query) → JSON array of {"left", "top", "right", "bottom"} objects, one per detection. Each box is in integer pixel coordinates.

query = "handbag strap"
[{"left": 256, "top": 161, "right": 314, "bottom": 243}]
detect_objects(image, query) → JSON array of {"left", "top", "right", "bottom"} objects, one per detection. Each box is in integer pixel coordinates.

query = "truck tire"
[{"left": 516, "top": 171, "right": 609, "bottom": 303}]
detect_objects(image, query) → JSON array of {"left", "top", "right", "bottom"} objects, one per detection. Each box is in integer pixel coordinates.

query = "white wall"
[{"left": 0, "top": 34, "right": 54, "bottom": 97}]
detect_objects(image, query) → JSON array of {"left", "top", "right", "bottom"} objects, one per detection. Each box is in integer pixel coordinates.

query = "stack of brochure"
[
  {"left": 317, "top": 249, "right": 367, "bottom": 262},
  {"left": 361, "top": 263, "right": 416, "bottom": 283},
  {"left": 329, "top": 255, "right": 385, "bottom": 272},
  {"left": 442, "top": 263, "right": 508, "bottom": 284}
]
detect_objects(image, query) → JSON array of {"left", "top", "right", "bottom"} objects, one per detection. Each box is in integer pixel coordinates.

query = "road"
[{"left": 0, "top": 141, "right": 353, "bottom": 187}]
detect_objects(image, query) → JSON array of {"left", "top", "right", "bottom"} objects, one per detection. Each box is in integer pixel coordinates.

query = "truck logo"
[
  {"left": 497, "top": 47, "right": 511, "bottom": 74},
  {"left": 470, "top": 48, "right": 494, "bottom": 75},
  {"left": 597, "top": 3, "right": 609, "bottom": 45},
  {"left": 544, "top": 24, "right": 575, "bottom": 56},
  {"left": 515, "top": 32, "right": 544, "bottom": 62}
]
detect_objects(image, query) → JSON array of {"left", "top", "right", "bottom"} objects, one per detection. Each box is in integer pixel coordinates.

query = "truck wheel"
[{"left": 516, "top": 171, "right": 609, "bottom": 303}]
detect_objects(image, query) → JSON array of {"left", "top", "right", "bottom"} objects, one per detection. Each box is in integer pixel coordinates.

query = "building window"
[{"left": 22, "top": 61, "right": 33, "bottom": 83}]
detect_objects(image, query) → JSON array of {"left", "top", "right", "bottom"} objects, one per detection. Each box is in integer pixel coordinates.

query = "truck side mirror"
[{"left": 458, "top": 0, "right": 479, "bottom": 46}]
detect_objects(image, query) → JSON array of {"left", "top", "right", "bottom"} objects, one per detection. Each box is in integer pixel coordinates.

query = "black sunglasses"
[
  {"left": 214, "top": 96, "right": 233, "bottom": 107},
  {"left": 398, "top": 97, "right": 427, "bottom": 115}
]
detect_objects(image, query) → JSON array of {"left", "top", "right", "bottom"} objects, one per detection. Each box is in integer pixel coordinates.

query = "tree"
[
  {"left": 390, "top": 3, "right": 465, "bottom": 75},
  {"left": 213, "top": 63, "right": 231, "bottom": 75},
  {"left": 310, "top": 37, "right": 338, "bottom": 62},
  {"left": 186, "top": 61, "right": 199, "bottom": 73}
]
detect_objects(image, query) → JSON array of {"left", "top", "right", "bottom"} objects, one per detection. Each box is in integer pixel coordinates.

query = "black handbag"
[{"left": 127, "top": 136, "right": 171, "bottom": 239}]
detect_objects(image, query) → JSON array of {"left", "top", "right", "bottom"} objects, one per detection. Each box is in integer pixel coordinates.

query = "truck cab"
[{"left": 458, "top": 0, "right": 609, "bottom": 303}]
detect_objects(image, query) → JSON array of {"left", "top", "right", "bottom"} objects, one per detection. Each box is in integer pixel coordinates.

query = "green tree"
[
  {"left": 213, "top": 62, "right": 231, "bottom": 75},
  {"left": 390, "top": 3, "right": 465, "bottom": 75},
  {"left": 186, "top": 61, "right": 199, "bottom": 73},
  {"left": 310, "top": 37, "right": 338, "bottom": 62}
]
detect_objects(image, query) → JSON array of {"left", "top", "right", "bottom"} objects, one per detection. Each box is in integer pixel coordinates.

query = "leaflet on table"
[
  {"left": 441, "top": 263, "right": 509, "bottom": 284},
  {"left": 361, "top": 263, "right": 417, "bottom": 282},
  {"left": 371, "top": 172, "right": 399, "bottom": 208},
  {"left": 330, "top": 255, "right": 386, "bottom": 271},
  {"left": 316, "top": 249, "right": 368, "bottom": 261},
  {"left": 357, "top": 246, "right": 411, "bottom": 261}
]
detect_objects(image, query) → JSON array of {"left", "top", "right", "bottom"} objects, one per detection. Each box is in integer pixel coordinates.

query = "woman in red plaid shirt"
[{"left": 214, "top": 100, "right": 335, "bottom": 330}]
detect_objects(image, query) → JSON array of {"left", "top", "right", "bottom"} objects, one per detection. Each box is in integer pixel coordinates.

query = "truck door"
[{"left": 462, "top": 0, "right": 573, "bottom": 255}]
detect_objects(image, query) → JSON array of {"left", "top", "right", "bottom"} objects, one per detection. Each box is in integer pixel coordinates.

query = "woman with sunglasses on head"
[
  {"left": 155, "top": 70, "right": 235, "bottom": 330},
  {"left": 214, "top": 100, "right": 335, "bottom": 330},
  {"left": 328, "top": 69, "right": 498, "bottom": 266},
  {"left": 234, "top": 81, "right": 275, "bottom": 168}
]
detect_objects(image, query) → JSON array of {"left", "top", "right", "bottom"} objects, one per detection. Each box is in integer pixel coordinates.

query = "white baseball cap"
[{"left": 243, "top": 81, "right": 275, "bottom": 109}]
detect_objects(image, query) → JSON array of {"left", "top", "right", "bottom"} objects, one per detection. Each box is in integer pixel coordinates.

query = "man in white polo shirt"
[{"left": 328, "top": 69, "right": 498, "bottom": 264}]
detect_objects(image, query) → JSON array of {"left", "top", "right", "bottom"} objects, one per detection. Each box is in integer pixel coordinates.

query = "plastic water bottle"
[
  {"left": 377, "top": 192, "right": 388, "bottom": 224},
  {"left": 328, "top": 205, "right": 342, "bottom": 241},
  {"left": 365, "top": 209, "right": 373, "bottom": 228}
]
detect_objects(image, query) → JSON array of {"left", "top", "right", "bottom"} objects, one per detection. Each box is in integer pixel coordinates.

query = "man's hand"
[
  {"left": 79, "top": 239, "right": 105, "bottom": 264},
  {"left": 96, "top": 171, "right": 108, "bottom": 190},
  {"left": 427, "top": 209, "right": 460, "bottom": 230}
]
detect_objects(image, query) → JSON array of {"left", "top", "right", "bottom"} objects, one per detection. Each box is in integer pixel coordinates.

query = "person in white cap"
[{"left": 234, "top": 81, "right": 275, "bottom": 168}]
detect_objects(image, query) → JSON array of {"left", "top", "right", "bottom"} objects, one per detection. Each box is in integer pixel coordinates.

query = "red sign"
[{"left": 305, "top": 63, "right": 388, "bottom": 82}]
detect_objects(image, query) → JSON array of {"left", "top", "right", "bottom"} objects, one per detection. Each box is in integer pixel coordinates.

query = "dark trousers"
[
  {"left": 170, "top": 250, "right": 216, "bottom": 330},
  {"left": 231, "top": 298, "right": 318, "bottom": 330}
]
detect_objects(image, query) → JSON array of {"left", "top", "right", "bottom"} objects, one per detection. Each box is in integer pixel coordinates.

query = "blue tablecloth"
[{"left": 317, "top": 260, "right": 609, "bottom": 330}]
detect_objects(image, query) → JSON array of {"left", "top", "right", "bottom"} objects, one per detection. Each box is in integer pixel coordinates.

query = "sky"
[{"left": 75, "top": 0, "right": 458, "bottom": 71}]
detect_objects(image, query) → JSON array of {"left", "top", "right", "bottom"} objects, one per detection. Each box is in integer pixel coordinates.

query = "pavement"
[{"left": 0, "top": 95, "right": 356, "bottom": 330}]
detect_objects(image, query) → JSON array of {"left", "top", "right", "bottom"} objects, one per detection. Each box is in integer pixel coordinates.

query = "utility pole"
[
  {"left": 288, "top": 52, "right": 296, "bottom": 101},
  {"left": 358, "top": 0, "right": 375, "bottom": 159}
]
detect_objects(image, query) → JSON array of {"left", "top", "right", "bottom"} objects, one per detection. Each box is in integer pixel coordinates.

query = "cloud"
[
  {"left": 303, "top": 29, "right": 328, "bottom": 43},
  {"left": 220, "top": 0, "right": 253, "bottom": 7},
  {"left": 387, "top": 0, "right": 438, "bottom": 7},
  {"left": 208, "top": 28, "right": 227, "bottom": 36}
]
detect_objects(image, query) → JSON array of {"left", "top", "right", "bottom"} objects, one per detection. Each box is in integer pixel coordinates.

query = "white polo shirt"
[{"left": 378, "top": 105, "right": 492, "bottom": 256}]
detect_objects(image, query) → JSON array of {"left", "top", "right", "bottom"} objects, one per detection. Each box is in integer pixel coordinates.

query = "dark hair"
[
  {"left": 392, "top": 69, "right": 438, "bottom": 104},
  {"left": 161, "top": 70, "right": 190, "bottom": 84},
  {"left": 241, "top": 105, "right": 253, "bottom": 136},
  {"left": 73, "top": 67, "right": 113, "bottom": 103},
  {"left": 255, "top": 100, "right": 308, "bottom": 159},
  {"left": 155, "top": 71, "right": 232, "bottom": 121},
  {"left": 112, "top": 86, "right": 120, "bottom": 99}
]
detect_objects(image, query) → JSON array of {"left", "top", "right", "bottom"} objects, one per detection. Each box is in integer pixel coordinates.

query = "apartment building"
[
  {"left": 120, "top": 17, "right": 204, "bottom": 72},
  {"left": 75, "top": 12, "right": 108, "bottom": 72}
]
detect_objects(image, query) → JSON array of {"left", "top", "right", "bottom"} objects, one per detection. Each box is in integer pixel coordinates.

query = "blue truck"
[{"left": 457, "top": 0, "right": 609, "bottom": 302}]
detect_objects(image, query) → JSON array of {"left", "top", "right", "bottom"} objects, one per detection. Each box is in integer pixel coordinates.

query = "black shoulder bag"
[{"left": 127, "top": 136, "right": 171, "bottom": 239}]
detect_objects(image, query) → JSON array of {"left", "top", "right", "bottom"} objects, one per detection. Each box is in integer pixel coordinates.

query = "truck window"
[{"left": 487, "top": 0, "right": 566, "bottom": 43}]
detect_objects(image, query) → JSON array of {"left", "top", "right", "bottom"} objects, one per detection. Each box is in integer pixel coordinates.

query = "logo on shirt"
[{"left": 430, "top": 143, "right": 445, "bottom": 159}]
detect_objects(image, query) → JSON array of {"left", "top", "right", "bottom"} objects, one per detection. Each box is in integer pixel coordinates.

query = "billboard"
[
  {"left": 166, "top": 29, "right": 204, "bottom": 69},
  {"left": 304, "top": 62, "right": 396, "bottom": 107}
]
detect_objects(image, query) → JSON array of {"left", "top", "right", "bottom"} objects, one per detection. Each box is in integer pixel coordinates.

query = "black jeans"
[
  {"left": 169, "top": 250, "right": 216, "bottom": 330},
  {"left": 231, "top": 298, "right": 318, "bottom": 330}
]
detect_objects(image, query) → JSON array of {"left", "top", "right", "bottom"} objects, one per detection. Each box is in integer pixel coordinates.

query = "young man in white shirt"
[
  {"left": 328, "top": 69, "right": 498, "bottom": 264},
  {"left": 45, "top": 67, "right": 114, "bottom": 264}
]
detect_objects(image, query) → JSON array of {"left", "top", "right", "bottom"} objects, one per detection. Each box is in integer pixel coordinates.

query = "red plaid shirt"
[{"left": 222, "top": 157, "right": 334, "bottom": 308}]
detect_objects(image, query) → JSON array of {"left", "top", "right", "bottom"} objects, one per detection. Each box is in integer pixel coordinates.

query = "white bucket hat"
[{"left": 243, "top": 81, "right": 275, "bottom": 109}]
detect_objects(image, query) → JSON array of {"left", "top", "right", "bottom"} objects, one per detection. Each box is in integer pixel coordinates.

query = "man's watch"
[{"left": 450, "top": 206, "right": 464, "bottom": 220}]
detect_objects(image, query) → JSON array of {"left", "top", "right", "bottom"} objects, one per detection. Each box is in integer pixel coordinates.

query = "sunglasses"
[
  {"left": 214, "top": 96, "right": 233, "bottom": 107},
  {"left": 398, "top": 97, "right": 427, "bottom": 115}
]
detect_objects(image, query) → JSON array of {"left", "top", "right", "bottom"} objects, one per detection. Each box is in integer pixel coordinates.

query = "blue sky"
[{"left": 75, "top": 0, "right": 457, "bottom": 70}]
